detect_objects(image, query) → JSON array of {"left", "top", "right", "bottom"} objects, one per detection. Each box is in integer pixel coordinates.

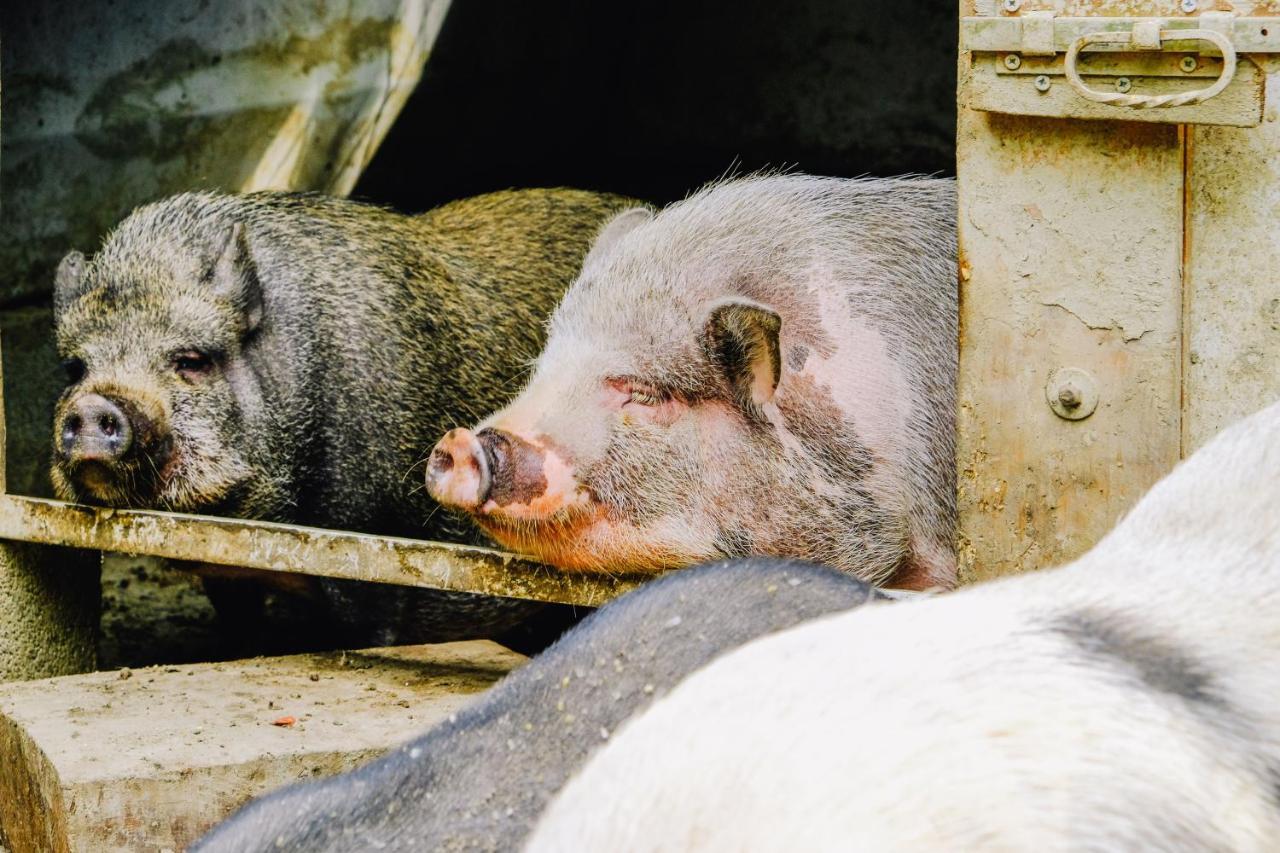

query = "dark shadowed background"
[{"left": 355, "top": 0, "right": 956, "bottom": 210}]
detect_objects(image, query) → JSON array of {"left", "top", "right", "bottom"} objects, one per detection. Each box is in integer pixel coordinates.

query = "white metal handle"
[{"left": 1063, "top": 28, "right": 1237, "bottom": 109}]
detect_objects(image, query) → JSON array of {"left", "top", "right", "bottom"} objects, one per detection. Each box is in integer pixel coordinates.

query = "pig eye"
[
  {"left": 173, "top": 350, "right": 215, "bottom": 379},
  {"left": 61, "top": 357, "right": 86, "bottom": 384}
]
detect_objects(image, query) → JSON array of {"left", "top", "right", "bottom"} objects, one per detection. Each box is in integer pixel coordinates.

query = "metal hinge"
[{"left": 959, "top": 13, "right": 1274, "bottom": 126}]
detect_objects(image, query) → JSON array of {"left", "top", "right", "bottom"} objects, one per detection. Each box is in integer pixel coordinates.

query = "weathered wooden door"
[{"left": 957, "top": 2, "right": 1280, "bottom": 582}]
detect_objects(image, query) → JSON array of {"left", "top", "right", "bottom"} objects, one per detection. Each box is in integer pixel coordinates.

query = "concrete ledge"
[{"left": 0, "top": 641, "right": 525, "bottom": 852}]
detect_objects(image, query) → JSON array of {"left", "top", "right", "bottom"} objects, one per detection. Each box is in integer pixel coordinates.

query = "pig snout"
[
  {"left": 59, "top": 393, "right": 133, "bottom": 462},
  {"left": 428, "top": 426, "right": 569, "bottom": 518},
  {"left": 427, "top": 427, "right": 495, "bottom": 510}
]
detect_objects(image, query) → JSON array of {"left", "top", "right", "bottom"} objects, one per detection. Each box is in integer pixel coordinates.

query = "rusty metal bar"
[
  {"left": 961, "top": 16, "right": 1280, "bottom": 54},
  {"left": 0, "top": 495, "right": 645, "bottom": 607}
]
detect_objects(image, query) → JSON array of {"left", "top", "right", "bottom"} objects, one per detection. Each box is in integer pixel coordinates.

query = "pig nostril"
[
  {"left": 99, "top": 414, "right": 117, "bottom": 437},
  {"left": 429, "top": 447, "right": 454, "bottom": 474},
  {"left": 474, "top": 428, "right": 505, "bottom": 471},
  {"left": 61, "top": 415, "right": 81, "bottom": 454}
]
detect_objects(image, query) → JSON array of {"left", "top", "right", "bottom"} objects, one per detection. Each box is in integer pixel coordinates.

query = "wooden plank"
[
  {"left": 0, "top": 641, "right": 524, "bottom": 853},
  {"left": 0, "top": 496, "right": 644, "bottom": 608},
  {"left": 956, "top": 7, "right": 1186, "bottom": 581},
  {"left": 1183, "top": 59, "right": 1280, "bottom": 451}
]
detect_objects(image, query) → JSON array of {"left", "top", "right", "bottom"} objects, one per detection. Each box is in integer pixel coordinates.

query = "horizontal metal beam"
[
  {"left": 0, "top": 495, "right": 645, "bottom": 608},
  {"left": 961, "top": 16, "right": 1280, "bottom": 54}
]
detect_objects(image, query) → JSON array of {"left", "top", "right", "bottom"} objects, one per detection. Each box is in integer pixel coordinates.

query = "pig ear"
[
  {"left": 209, "top": 223, "right": 264, "bottom": 333},
  {"left": 583, "top": 207, "right": 653, "bottom": 266},
  {"left": 53, "top": 251, "right": 89, "bottom": 318},
  {"left": 702, "top": 298, "right": 782, "bottom": 412}
]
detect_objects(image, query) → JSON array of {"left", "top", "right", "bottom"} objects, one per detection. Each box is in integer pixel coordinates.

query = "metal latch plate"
[
  {"left": 960, "top": 15, "right": 1270, "bottom": 126},
  {"left": 965, "top": 53, "right": 1264, "bottom": 125}
]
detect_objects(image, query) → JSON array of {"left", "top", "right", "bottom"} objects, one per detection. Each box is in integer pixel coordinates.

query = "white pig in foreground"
[
  {"left": 528, "top": 399, "right": 1280, "bottom": 851},
  {"left": 427, "top": 174, "right": 957, "bottom": 589}
]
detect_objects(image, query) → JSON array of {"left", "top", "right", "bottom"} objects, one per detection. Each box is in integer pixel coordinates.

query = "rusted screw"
[
  {"left": 1034, "top": 74, "right": 1052, "bottom": 92},
  {"left": 1002, "top": 0, "right": 1022, "bottom": 12},
  {"left": 1047, "top": 368, "right": 1098, "bottom": 421},
  {"left": 1116, "top": 77, "right": 1133, "bottom": 93},
  {"left": 1180, "top": 55, "right": 1198, "bottom": 73},
  {"left": 1180, "top": 0, "right": 1197, "bottom": 11},
  {"left": 1004, "top": 53, "right": 1023, "bottom": 70}
]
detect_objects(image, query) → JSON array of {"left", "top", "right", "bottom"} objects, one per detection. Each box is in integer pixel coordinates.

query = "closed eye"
[
  {"left": 606, "top": 376, "right": 674, "bottom": 409},
  {"left": 628, "top": 387, "right": 664, "bottom": 406}
]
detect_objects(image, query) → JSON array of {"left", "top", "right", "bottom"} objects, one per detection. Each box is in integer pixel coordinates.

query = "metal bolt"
[
  {"left": 1046, "top": 368, "right": 1099, "bottom": 421},
  {"left": 1116, "top": 77, "right": 1133, "bottom": 93},
  {"left": 1002, "top": 0, "right": 1022, "bottom": 12},
  {"left": 1004, "top": 53, "right": 1023, "bottom": 70},
  {"left": 1180, "top": 0, "right": 1197, "bottom": 12},
  {"left": 1180, "top": 55, "right": 1198, "bottom": 73},
  {"left": 1057, "top": 385, "right": 1082, "bottom": 410},
  {"left": 1034, "top": 74, "right": 1052, "bottom": 92}
]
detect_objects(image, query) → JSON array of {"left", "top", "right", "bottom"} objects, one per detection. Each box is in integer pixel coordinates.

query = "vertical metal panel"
[
  {"left": 0, "top": 52, "right": 101, "bottom": 682},
  {"left": 957, "top": 60, "right": 1185, "bottom": 582},
  {"left": 1184, "top": 61, "right": 1280, "bottom": 451}
]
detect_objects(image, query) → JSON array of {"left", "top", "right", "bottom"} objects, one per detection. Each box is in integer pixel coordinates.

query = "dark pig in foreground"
[
  {"left": 51, "top": 189, "right": 633, "bottom": 642},
  {"left": 427, "top": 174, "right": 958, "bottom": 589},
  {"left": 191, "top": 557, "right": 881, "bottom": 852}
]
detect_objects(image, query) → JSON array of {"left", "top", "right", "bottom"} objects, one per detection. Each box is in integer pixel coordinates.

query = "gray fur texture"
[
  {"left": 529, "top": 398, "right": 1280, "bottom": 851},
  {"left": 431, "top": 174, "right": 957, "bottom": 588},
  {"left": 51, "top": 189, "right": 634, "bottom": 642},
  {"left": 191, "top": 557, "right": 881, "bottom": 852}
]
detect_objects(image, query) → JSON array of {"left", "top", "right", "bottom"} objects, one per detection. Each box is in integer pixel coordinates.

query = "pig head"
[{"left": 427, "top": 175, "right": 957, "bottom": 588}]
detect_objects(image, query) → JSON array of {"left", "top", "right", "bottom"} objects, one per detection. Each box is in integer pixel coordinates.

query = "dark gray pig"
[
  {"left": 51, "top": 189, "right": 633, "bottom": 642},
  {"left": 427, "top": 174, "right": 957, "bottom": 589},
  {"left": 192, "top": 556, "right": 881, "bottom": 852}
]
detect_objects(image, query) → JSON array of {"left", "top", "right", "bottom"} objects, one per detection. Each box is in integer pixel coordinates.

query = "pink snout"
[
  {"left": 427, "top": 426, "right": 584, "bottom": 524},
  {"left": 427, "top": 428, "right": 492, "bottom": 510}
]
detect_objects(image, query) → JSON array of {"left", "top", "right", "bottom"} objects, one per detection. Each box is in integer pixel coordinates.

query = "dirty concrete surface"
[{"left": 0, "top": 641, "right": 524, "bottom": 851}]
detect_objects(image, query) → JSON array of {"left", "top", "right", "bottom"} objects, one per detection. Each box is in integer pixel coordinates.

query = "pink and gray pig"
[{"left": 427, "top": 174, "right": 957, "bottom": 589}]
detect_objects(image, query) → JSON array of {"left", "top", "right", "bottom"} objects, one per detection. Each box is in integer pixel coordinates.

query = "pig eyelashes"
[
  {"left": 628, "top": 387, "right": 665, "bottom": 406},
  {"left": 607, "top": 377, "right": 672, "bottom": 407}
]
